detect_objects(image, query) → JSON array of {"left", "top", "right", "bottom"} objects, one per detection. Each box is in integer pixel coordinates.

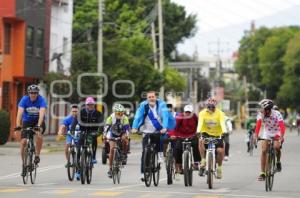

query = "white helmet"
[
  {"left": 259, "top": 99, "right": 273, "bottom": 110},
  {"left": 113, "top": 104, "right": 125, "bottom": 112},
  {"left": 184, "top": 104, "right": 193, "bottom": 112}
]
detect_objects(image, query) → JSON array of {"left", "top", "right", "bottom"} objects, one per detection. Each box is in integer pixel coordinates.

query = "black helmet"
[
  {"left": 27, "top": 84, "right": 39, "bottom": 93},
  {"left": 259, "top": 99, "right": 273, "bottom": 110}
]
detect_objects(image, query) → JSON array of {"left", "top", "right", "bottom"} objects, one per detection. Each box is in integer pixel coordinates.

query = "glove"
[
  {"left": 160, "top": 128, "right": 167, "bottom": 134},
  {"left": 14, "top": 126, "right": 22, "bottom": 131},
  {"left": 34, "top": 125, "right": 42, "bottom": 131}
]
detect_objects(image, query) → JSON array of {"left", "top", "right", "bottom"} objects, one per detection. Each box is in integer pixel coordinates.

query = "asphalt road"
[{"left": 0, "top": 131, "right": 300, "bottom": 198}]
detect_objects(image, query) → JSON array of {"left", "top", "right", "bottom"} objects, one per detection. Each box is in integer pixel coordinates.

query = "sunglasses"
[{"left": 29, "top": 92, "right": 38, "bottom": 95}]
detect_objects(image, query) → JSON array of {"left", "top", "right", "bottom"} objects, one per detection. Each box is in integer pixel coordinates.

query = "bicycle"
[
  {"left": 248, "top": 130, "right": 255, "bottom": 156},
  {"left": 110, "top": 137, "right": 126, "bottom": 184},
  {"left": 258, "top": 137, "right": 277, "bottom": 192},
  {"left": 65, "top": 130, "right": 80, "bottom": 181},
  {"left": 15, "top": 127, "right": 38, "bottom": 185},
  {"left": 79, "top": 131, "right": 96, "bottom": 185},
  {"left": 142, "top": 133, "right": 161, "bottom": 187},
  {"left": 165, "top": 137, "right": 175, "bottom": 185},
  {"left": 182, "top": 136, "right": 194, "bottom": 187},
  {"left": 202, "top": 135, "right": 223, "bottom": 189}
]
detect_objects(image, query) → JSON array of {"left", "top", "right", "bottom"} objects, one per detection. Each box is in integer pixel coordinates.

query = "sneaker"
[
  {"left": 92, "top": 159, "right": 97, "bottom": 164},
  {"left": 107, "top": 169, "right": 112, "bottom": 178},
  {"left": 193, "top": 162, "right": 199, "bottom": 170},
  {"left": 75, "top": 171, "right": 81, "bottom": 181},
  {"left": 276, "top": 161, "right": 282, "bottom": 172},
  {"left": 158, "top": 152, "right": 164, "bottom": 164},
  {"left": 65, "top": 162, "right": 71, "bottom": 168},
  {"left": 216, "top": 167, "right": 222, "bottom": 179},
  {"left": 140, "top": 173, "right": 145, "bottom": 182},
  {"left": 224, "top": 156, "right": 229, "bottom": 161},
  {"left": 34, "top": 156, "right": 40, "bottom": 164},
  {"left": 21, "top": 165, "right": 26, "bottom": 177},
  {"left": 258, "top": 172, "right": 265, "bottom": 181}
]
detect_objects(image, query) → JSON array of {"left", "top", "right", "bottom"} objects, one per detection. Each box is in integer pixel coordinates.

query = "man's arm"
[
  {"left": 16, "top": 107, "right": 24, "bottom": 127},
  {"left": 38, "top": 107, "right": 46, "bottom": 127},
  {"left": 58, "top": 125, "right": 67, "bottom": 135}
]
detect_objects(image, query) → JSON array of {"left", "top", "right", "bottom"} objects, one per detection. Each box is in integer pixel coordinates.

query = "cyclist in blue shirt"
[
  {"left": 15, "top": 85, "right": 47, "bottom": 176},
  {"left": 58, "top": 104, "right": 79, "bottom": 167}
]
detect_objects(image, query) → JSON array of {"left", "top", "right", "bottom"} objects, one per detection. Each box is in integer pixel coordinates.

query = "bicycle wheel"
[
  {"left": 143, "top": 148, "right": 152, "bottom": 187},
  {"left": 188, "top": 161, "right": 193, "bottom": 186},
  {"left": 30, "top": 151, "right": 37, "bottom": 184},
  {"left": 207, "top": 152, "right": 214, "bottom": 189},
  {"left": 183, "top": 151, "right": 190, "bottom": 187},
  {"left": 67, "top": 147, "right": 76, "bottom": 181},
  {"left": 102, "top": 143, "right": 108, "bottom": 164},
  {"left": 80, "top": 150, "right": 86, "bottom": 184},
  {"left": 265, "top": 155, "right": 271, "bottom": 191},
  {"left": 153, "top": 152, "right": 160, "bottom": 187},
  {"left": 166, "top": 149, "right": 174, "bottom": 185},
  {"left": 249, "top": 135, "right": 254, "bottom": 156},
  {"left": 86, "top": 151, "right": 93, "bottom": 184},
  {"left": 112, "top": 149, "right": 119, "bottom": 184},
  {"left": 22, "top": 147, "right": 29, "bottom": 184},
  {"left": 268, "top": 153, "right": 276, "bottom": 191}
]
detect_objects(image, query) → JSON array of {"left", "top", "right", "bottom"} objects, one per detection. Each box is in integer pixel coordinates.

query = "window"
[
  {"left": 26, "top": 26, "right": 34, "bottom": 56},
  {"left": 4, "top": 23, "right": 11, "bottom": 54},
  {"left": 36, "top": 28, "right": 44, "bottom": 57},
  {"left": 63, "top": 37, "right": 68, "bottom": 56}
]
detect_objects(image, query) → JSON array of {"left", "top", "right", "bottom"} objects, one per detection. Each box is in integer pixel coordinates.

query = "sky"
[{"left": 171, "top": 0, "right": 300, "bottom": 58}]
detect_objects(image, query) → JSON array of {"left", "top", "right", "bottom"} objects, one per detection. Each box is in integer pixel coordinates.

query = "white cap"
[{"left": 184, "top": 105, "right": 193, "bottom": 112}]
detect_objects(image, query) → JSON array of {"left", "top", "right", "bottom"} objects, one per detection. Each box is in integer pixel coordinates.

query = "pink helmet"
[{"left": 85, "top": 97, "right": 95, "bottom": 105}]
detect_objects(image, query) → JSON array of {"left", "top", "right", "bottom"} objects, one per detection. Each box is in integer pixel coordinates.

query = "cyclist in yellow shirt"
[{"left": 197, "top": 97, "right": 227, "bottom": 179}]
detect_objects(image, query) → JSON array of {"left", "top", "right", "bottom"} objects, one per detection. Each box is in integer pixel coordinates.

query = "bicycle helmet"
[
  {"left": 184, "top": 104, "right": 193, "bottom": 112},
  {"left": 113, "top": 104, "right": 125, "bottom": 112},
  {"left": 27, "top": 84, "right": 39, "bottom": 93},
  {"left": 207, "top": 97, "right": 217, "bottom": 106},
  {"left": 85, "top": 97, "right": 95, "bottom": 105},
  {"left": 259, "top": 99, "right": 273, "bottom": 110},
  {"left": 273, "top": 105, "right": 279, "bottom": 111}
]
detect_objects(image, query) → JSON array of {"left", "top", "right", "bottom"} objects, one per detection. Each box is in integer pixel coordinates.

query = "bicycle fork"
[{"left": 206, "top": 146, "right": 216, "bottom": 176}]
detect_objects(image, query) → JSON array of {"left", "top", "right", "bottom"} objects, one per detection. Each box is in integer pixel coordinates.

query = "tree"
[
  {"left": 278, "top": 32, "right": 300, "bottom": 110},
  {"left": 258, "top": 27, "right": 299, "bottom": 99}
]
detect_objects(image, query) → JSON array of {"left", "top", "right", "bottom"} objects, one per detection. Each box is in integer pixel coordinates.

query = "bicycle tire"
[
  {"left": 183, "top": 151, "right": 190, "bottom": 187},
  {"left": 80, "top": 150, "right": 86, "bottom": 184},
  {"left": 143, "top": 148, "right": 152, "bottom": 187},
  {"left": 249, "top": 135, "right": 254, "bottom": 156},
  {"left": 268, "top": 151, "right": 276, "bottom": 191},
  {"left": 166, "top": 149, "right": 174, "bottom": 185},
  {"left": 86, "top": 151, "right": 93, "bottom": 184},
  {"left": 102, "top": 144, "right": 108, "bottom": 164},
  {"left": 207, "top": 152, "right": 214, "bottom": 189},
  {"left": 153, "top": 153, "right": 160, "bottom": 187},
  {"left": 67, "top": 147, "right": 75, "bottom": 181},
  {"left": 22, "top": 147, "right": 29, "bottom": 184},
  {"left": 112, "top": 148, "right": 119, "bottom": 184},
  {"left": 30, "top": 151, "right": 37, "bottom": 184}
]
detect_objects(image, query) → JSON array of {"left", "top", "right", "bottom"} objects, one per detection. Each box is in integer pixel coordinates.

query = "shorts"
[
  {"left": 261, "top": 131, "right": 281, "bottom": 141},
  {"left": 21, "top": 121, "right": 46, "bottom": 139},
  {"left": 66, "top": 133, "right": 80, "bottom": 145},
  {"left": 201, "top": 132, "right": 224, "bottom": 149}
]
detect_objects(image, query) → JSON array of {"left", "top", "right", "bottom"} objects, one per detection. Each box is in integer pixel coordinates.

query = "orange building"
[{"left": 0, "top": 0, "right": 51, "bottom": 140}]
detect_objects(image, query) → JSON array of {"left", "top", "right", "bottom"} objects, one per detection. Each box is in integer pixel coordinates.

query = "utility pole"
[
  {"left": 97, "top": 0, "right": 103, "bottom": 111},
  {"left": 158, "top": 0, "right": 164, "bottom": 99},
  {"left": 243, "top": 75, "right": 248, "bottom": 128},
  {"left": 151, "top": 22, "right": 158, "bottom": 70}
]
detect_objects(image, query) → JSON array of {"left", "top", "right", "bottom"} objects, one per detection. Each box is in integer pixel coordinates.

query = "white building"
[{"left": 49, "top": 0, "right": 73, "bottom": 75}]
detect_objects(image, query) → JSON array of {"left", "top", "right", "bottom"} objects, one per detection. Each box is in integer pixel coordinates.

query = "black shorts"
[
  {"left": 201, "top": 132, "right": 224, "bottom": 149},
  {"left": 21, "top": 121, "right": 46, "bottom": 139}
]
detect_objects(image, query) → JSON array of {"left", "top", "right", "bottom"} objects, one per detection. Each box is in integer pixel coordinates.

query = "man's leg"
[
  {"left": 274, "top": 140, "right": 282, "bottom": 172},
  {"left": 140, "top": 135, "right": 148, "bottom": 181},
  {"left": 107, "top": 141, "right": 115, "bottom": 178},
  {"left": 258, "top": 140, "right": 268, "bottom": 180},
  {"left": 92, "top": 135, "right": 98, "bottom": 162},
  {"left": 35, "top": 131, "right": 43, "bottom": 163}
]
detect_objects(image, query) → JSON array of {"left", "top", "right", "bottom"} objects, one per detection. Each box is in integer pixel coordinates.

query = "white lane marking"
[{"left": 0, "top": 164, "right": 64, "bottom": 180}]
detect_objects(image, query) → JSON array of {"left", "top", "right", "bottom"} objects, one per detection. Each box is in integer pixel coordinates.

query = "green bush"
[{"left": 0, "top": 110, "right": 10, "bottom": 145}]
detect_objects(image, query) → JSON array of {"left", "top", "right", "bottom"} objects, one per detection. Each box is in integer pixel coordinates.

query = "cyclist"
[
  {"left": 197, "top": 97, "right": 227, "bottom": 179},
  {"left": 132, "top": 91, "right": 175, "bottom": 181},
  {"left": 246, "top": 116, "right": 256, "bottom": 153},
  {"left": 253, "top": 99, "right": 285, "bottom": 181},
  {"left": 15, "top": 84, "right": 47, "bottom": 176},
  {"left": 173, "top": 104, "right": 200, "bottom": 174},
  {"left": 104, "top": 104, "right": 130, "bottom": 178},
  {"left": 71, "top": 97, "right": 103, "bottom": 179},
  {"left": 224, "top": 115, "right": 233, "bottom": 161},
  {"left": 58, "top": 104, "right": 79, "bottom": 167}
]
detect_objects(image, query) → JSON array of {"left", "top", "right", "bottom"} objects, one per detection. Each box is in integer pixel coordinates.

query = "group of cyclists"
[{"left": 14, "top": 85, "right": 285, "bottom": 185}]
